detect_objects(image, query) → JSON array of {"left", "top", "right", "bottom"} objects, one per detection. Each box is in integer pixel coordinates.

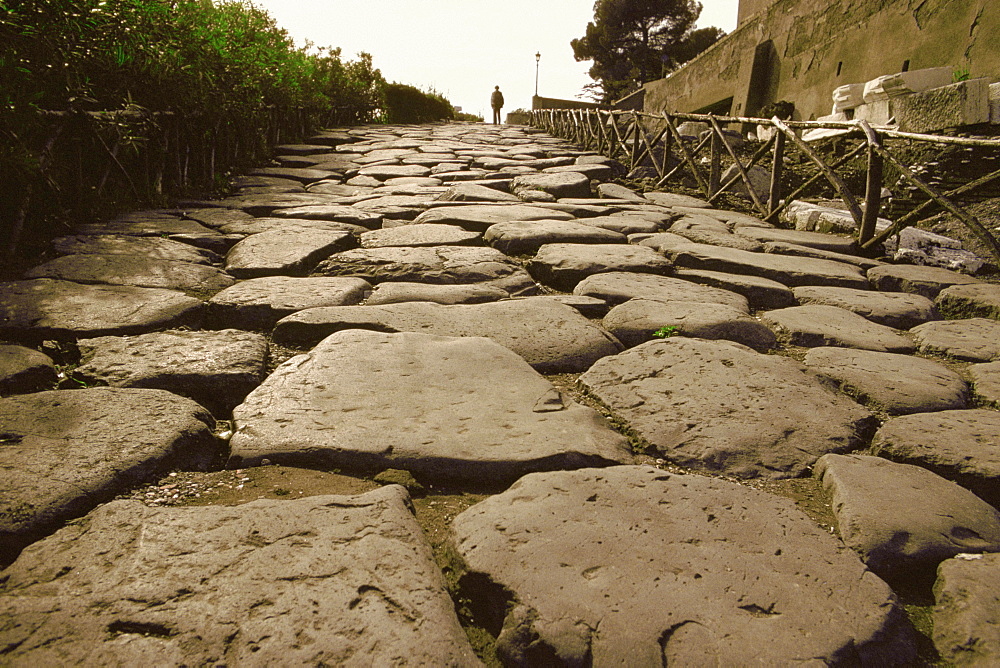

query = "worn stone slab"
[
  {"left": 207, "top": 277, "right": 369, "bottom": 330},
  {"left": 528, "top": 243, "right": 672, "bottom": 291},
  {"left": 641, "top": 192, "right": 712, "bottom": 208},
  {"left": 542, "top": 163, "right": 612, "bottom": 180},
  {"left": 0, "top": 345, "right": 56, "bottom": 395},
  {"left": 970, "top": 362, "right": 1000, "bottom": 407},
  {"left": 674, "top": 206, "right": 772, "bottom": 229},
  {"left": 868, "top": 264, "right": 981, "bottom": 299},
  {"left": 268, "top": 204, "right": 382, "bottom": 228},
  {"left": 672, "top": 268, "right": 796, "bottom": 309},
  {"left": 25, "top": 254, "right": 234, "bottom": 297},
  {"left": 183, "top": 207, "right": 255, "bottom": 229},
  {"left": 484, "top": 219, "right": 625, "bottom": 255},
  {"left": 249, "top": 166, "right": 337, "bottom": 183},
  {"left": 409, "top": 204, "right": 573, "bottom": 232},
  {"left": 578, "top": 215, "right": 665, "bottom": 235},
  {"left": 804, "top": 347, "right": 967, "bottom": 415},
  {"left": 360, "top": 224, "right": 481, "bottom": 248},
  {"left": 75, "top": 330, "right": 267, "bottom": 415},
  {"left": 357, "top": 164, "right": 431, "bottom": 180},
  {"left": 0, "top": 487, "right": 479, "bottom": 665},
  {"left": 0, "top": 388, "right": 217, "bottom": 562},
  {"left": 793, "top": 286, "right": 939, "bottom": 329},
  {"left": 573, "top": 271, "right": 749, "bottom": 311},
  {"left": 511, "top": 172, "right": 591, "bottom": 200},
  {"left": 736, "top": 227, "right": 858, "bottom": 253},
  {"left": 52, "top": 234, "right": 219, "bottom": 265},
  {"left": 438, "top": 183, "right": 519, "bottom": 202},
  {"left": 218, "top": 217, "right": 367, "bottom": 237},
  {"left": 451, "top": 466, "right": 914, "bottom": 666},
  {"left": 216, "top": 193, "right": 344, "bottom": 216},
  {"left": 895, "top": 78, "right": 991, "bottom": 134},
  {"left": 666, "top": 242, "right": 870, "bottom": 288},
  {"left": 872, "top": 409, "right": 1000, "bottom": 508},
  {"left": 313, "top": 246, "right": 535, "bottom": 292},
  {"left": 669, "top": 226, "right": 765, "bottom": 252},
  {"left": 272, "top": 297, "right": 621, "bottom": 373},
  {"left": 936, "top": 283, "right": 1000, "bottom": 320},
  {"left": 365, "top": 282, "right": 510, "bottom": 306},
  {"left": 764, "top": 241, "right": 885, "bottom": 271},
  {"left": 762, "top": 305, "right": 916, "bottom": 352},
  {"left": 603, "top": 298, "right": 776, "bottom": 350},
  {"left": 933, "top": 552, "right": 1000, "bottom": 666},
  {"left": 168, "top": 231, "right": 242, "bottom": 255},
  {"left": 579, "top": 338, "right": 874, "bottom": 479},
  {"left": 633, "top": 231, "right": 699, "bottom": 253},
  {"left": 225, "top": 229, "right": 354, "bottom": 278},
  {"left": 0, "top": 279, "right": 203, "bottom": 341},
  {"left": 814, "top": 453, "right": 1000, "bottom": 580},
  {"left": 230, "top": 330, "right": 632, "bottom": 482},
  {"left": 911, "top": 318, "right": 1000, "bottom": 362},
  {"left": 73, "top": 218, "right": 216, "bottom": 238},
  {"left": 596, "top": 182, "right": 645, "bottom": 200}
]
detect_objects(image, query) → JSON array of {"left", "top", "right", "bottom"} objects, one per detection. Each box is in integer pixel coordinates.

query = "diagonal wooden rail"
[{"left": 530, "top": 108, "right": 1000, "bottom": 264}]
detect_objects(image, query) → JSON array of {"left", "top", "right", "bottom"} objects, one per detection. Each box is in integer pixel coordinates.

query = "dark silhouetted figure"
[{"left": 491, "top": 86, "right": 504, "bottom": 124}]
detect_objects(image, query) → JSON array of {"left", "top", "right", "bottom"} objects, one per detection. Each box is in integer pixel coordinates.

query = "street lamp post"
[{"left": 535, "top": 52, "right": 540, "bottom": 97}]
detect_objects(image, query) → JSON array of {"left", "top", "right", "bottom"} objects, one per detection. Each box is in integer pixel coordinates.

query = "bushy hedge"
[{"left": 383, "top": 83, "right": 455, "bottom": 124}]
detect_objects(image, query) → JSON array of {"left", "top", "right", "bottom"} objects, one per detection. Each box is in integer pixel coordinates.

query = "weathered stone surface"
[
  {"left": 542, "top": 163, "right": 612, "bottom": 180},
  {"left": 225, "top": 229, "right": 354, "bottom": 278},
  {"left": 633, "top": 231, "right": 700, "bottom": 253},
  {"left": 218, "top": 217, "right": 367, "bottom": 238},
  {"left": 52, "top": 234, "right": 219, "bottom": 265},
  {"left": 912, "top": 318, "right": 1000, "bottom": 362},
  {"left": 671, "top": 268, "right": 796, "bottom": 309},
  {"left": 666, "top": 242, "right": 870, "bottom": 288},
  {"left": 73, "top": 218, "right": 216, "bottom": 237},
  {"left": 579, "top": 215, "right": 664, "bottom": 235},
  {"left": 815, "top": 454, "right": 1000, "bottom": 579},
  {"left": 230, "top": 331, "right": 632, "bottom": 481},
  {"left": 670, "top": 226, "right": 765, "bottom": 252},
  {"left": 511, "top": 172, "right": 592, "bottom": 199},
  {"left": 249, "top": 166, "right": 337, "bottom": 183},
  {"left": 868, "top": 264, "right": 981, "bottom": 299},
  {"left": 182, "top": 207, "right": 255, "bottom": 229},
  {"left": 24, "top": 254, "right": 234, "bottom": 297},
  {"left": 579, "top": 338, "right": 874, "bottom": 479},
  {"left": 0, "top": 345, "right": 56, "bottom": 395},
  {"left": 793, "top": 285, "right": 939, "bottom": 329},
  {"left": 762, "top": 304, "right": 916, "bottom": 352},
  {"left": 358, "top": 164, "right": 431, "bottom": 180},
  {"left": 0, "top": 487, "right": 480, "bottom": 665},
  {"left": 0, "top": 388, "right": 217, "bottom": 562},
  {"left": 268, "top": 204, "right": 382, "bottom": 228},
  {"left": 528, "top": 244, "right": 672, "bottom": 291},
  {"left": 75, "top": 330, "right": 267, "bottom": 414},
  {"left": 933, "top": 552, "right": 1000, "bottom": 666},
  {"left": 603, "top": 298, "right": 776, "bottom": 350},
  {"left": 736, "top": 227, "right": 858, "bottom": 253},
  {"left": 410, "top": 204, "right": 573, "bottom": 231},
  {"left": 894, "top": 78, "right": 991, "bottom": 134},
  {"left": 642, "top": 191, "right": 712, "bottom": 208},
  {"left": 936, "top": 283, "right": 1000, "bottom": 320},
  {"left": 573, "top": 271, "right": 749, "bottom": 311},
  {"left": 207, "top": 276, "right": 370, "bottom": 329},
  {"left": 438, "top": 183, "right": 520, "bottom": 202},
  {"left": 872, "top": 409, "right": 1000, "bottom": 508},
  {"left": 451, "top": 466, "right": 915, "bottom": 666},
  {"left": 596, "top": 182, "right": 645, "bottom": 200},
  {"left": 0, "top": 279, "right": 203, "bottom": 340},
  {"left": 360, "top": 224, "right": 481, "bottom": 248},
  {"left": 365, "top": 281, "right": 511, "bottom": 305},
  {"left": 804, "top": 347, "right": 967, "bottom": 415},
  {"left": 970, "top": 362, "right": 1000, "bottom": 407},
  {"left": 484, "top": 219, "right": 625, "bottom": 255},
  {"left": 764, "top": 241, "right": 885, "bottom": 271},
  {"left": 272, "top": 298, "right": 621, "bottom": 372}
]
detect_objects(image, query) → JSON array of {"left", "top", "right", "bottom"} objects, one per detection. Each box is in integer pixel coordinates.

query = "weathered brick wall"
[{"left": 646, "top": 0, "right": 998, "bottom": 121}]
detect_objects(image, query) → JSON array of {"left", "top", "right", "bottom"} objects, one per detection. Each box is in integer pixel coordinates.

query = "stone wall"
[{"left": 645, "top": 0, "right": 999, "bottom": 122}]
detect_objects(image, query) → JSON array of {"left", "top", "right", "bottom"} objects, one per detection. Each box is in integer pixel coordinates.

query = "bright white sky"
[{"left": 250, "top": 0, "right": 739, "bottom": 119}]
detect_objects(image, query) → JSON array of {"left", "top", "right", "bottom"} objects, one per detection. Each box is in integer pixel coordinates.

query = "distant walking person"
[{"left": 491, "top": 86, "right": 504, "bottom": 124}]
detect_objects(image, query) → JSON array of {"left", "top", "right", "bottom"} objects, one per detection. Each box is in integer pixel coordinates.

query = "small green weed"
[
  {"left": 953, "top": 68, "right": 970, "bottom": 82},
  {"left": 652, "top": 325, "right": 679, "bottom": 338}
]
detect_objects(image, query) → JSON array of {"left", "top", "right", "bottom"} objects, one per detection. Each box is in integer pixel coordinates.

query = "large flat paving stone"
[
  {"left": 528, "top": 243, "right": 672, "bottom": 291},
  {"left": 230, "top": 330, "right": 632, "bottom": 483},
  {"left": 0, "top": 279, "right": 203, "bottom": 341},
  {"left": 868, "top": 264, "right": 981, "bottom": 299},
  {"left": 764, "top": 241, "right": 885, "bottom": 271},
  {"left": 408, "top": 204, "right": 574, "bottom": 232},
  {"left": 73, "top": 217, "right": 216, "bottom": 237},
  {"left": 450, "top": 466, "right": 916, "bottom": 666},
  {"left": 665, "top": 242, "right": 870, "bottom": 288},
  {"left": 218, "top": 217, "right": 368, "bottom": 237},
  {"left": 970, "top": 362, "right": 1000, "bottom": 407},
  {"left": 439, "top": 182, "right": 521, "bottom": 202},
  {"left": 933, "top": 552, "right": 1000, "bottom": 666},
  {"left": 815, "top": 454, "right": 1000, "bottom": 580},
  {"left": 672, "top": 268, "right": 796, "bottom": 309},
  {"left": 24, "top": 254, "right": 234, "bottom": 297},
  {"left": 313, "top": 246, "right": 535, "bottom": 293},
  {"left": 0, "top": 388, "right": 218, "bottom": 562},
  {"left": 804, "top": 347, "right": 967, "bottom": 415},
  {"left": 269, "top": 204, "right": 382, "bottom": 228},
  {"left": 936, "top": 283, "right": 1000, "bottom": 320},
  {"left": 360, "top": 224, "right": 481, "bottom": 248},
  {"left": 762, "top": 304, "right": 916, "bottom": 352},
  {"left": 511, "top": 172, "right": 591, "bottom": 199},
  {"left": 75, "top": 329, "right": 267, "bottom": 415},
  {"left": 573, "top": 271, "right": 749, "bottom": 311},
  {"left": 603, "top": 298, "right": 776, "bottom": 350},
  {"left": 225, "top": 229, "right": 355, "bottom": 278},
  {"left": 365, "top": 282, "right": 510, "bottom": 306},
  {"left": 911, "top": 318, "right": 1000, "bottom": 362},
  {"left": 207, "top": 276, "right": 371, "bottom": 330},
  {"left": 484, "top": 219, "right": 625, "bottom": 255},
  {"left": 735, "top": 227, "right": 858, "bottom": 253},
  {"left": 872, "top": 409, "right": 1000, "bottom": 507},
  {"left": 272, "top": 298, "right": 621, "bottom": 373},
  {"left": 0, "top": 487, "right": 480, "bottom": 665},
  {"left": 579, "top": 338, "right": 874, "bottom": 479},
  {"left": 0, "top": 345, "right": 56, "bottom": 395},
  {"left": 793, "top": 285, "right": 939, "bottom": 329},
  {"left": 52, "top": 234, "right": 220, "bottom": 265}
]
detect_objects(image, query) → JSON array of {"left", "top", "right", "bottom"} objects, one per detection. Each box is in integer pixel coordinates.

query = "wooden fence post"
[
  {"left": 859, "top": 120, "right": 883, "bottom": 247},
  {"left": 769, "top": 130, "right": 785, "bottom": 216}
]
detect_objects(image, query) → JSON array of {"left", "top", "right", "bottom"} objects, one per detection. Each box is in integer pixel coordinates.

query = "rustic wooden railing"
[{"left": 529, "top": 109, "right": 1000, "bottom": 263}]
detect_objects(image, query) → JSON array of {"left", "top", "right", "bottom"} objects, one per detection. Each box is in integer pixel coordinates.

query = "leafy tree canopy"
[{"left": 571, "top": 0, "right": 725, "bottom": 104}]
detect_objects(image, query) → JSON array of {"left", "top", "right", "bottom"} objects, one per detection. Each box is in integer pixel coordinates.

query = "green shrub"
[{"left": 383, "top": 83, "right": 455, "bottom": 124}]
